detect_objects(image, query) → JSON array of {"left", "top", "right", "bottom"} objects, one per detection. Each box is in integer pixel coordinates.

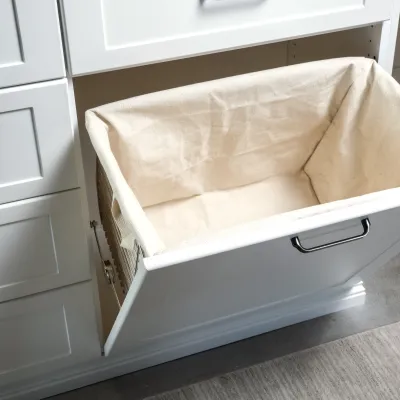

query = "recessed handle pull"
[{"left": 291, "top": 218, "right": 371, "bottom": 254}]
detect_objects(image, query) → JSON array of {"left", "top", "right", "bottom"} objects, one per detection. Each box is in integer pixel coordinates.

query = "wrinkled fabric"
[
  {"left": 86, "top": 58, "right": 400, "bottom": 253},
  {"left": 145, "top": 172, "right": 318, "bottom": 249}
]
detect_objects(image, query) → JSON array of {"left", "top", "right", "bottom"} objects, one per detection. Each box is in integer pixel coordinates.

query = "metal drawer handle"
[
  {"left": 291, "top": 218, "right": 371, "bottom": 254},
  {"left": 199, "top": 0, "right": 265, "bottom": 6}
]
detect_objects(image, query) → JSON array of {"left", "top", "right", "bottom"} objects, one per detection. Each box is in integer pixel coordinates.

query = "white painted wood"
[
  {"left": 105, "top": 205, "right": 400, "bottom": 356},
  {"left": 393, "top": 24, "right": 400, "bottom": 68},
  {"left": 0, "top": 190, "right": 91, "bottom": 302},
  {"left": 62, "top": 0, "right": 393, "bottom": 75},
  {"left": 0, "top": 1, "right": 22, "bottom": 66},
  {"left": 0, "top": 281, "right": 366, "bottom": 400},
  {"left": 0, "top": 80, "right": 79, "bottom": 204},
  {"left": 376, "top": 0, "right": 400, "bottom": 72},
  {"left": 378, "top": 18, "right": 400, "bottom": 73},
  {"left": 0, "top": 0, "right": 65, "bottom": 88},
  {"left": 0, "top": 282, "right": 100, "bottom": 393}
]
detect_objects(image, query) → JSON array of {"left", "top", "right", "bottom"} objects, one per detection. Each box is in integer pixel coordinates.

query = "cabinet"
[
  {"left": 3, "top": 0, "right": 400, "bottom": 399},
  {"left": 0, "top": 4, "right": 98, "bottom": 399},
  {"left": 0, "top": 0, "right": 64, "bottom": 88}
]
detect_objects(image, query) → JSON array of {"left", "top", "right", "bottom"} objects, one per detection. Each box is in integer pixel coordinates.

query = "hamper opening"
[
  {"left": 144, "top": 172, "right": 319, "bottom": 248},
  {"left": 87, "top": 57, "right": 400, "bottom": 254}
]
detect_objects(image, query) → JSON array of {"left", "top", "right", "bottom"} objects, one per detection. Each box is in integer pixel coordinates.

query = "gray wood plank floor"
[{"left": 148, "top": 321, "right": 400, "bottom": 400}]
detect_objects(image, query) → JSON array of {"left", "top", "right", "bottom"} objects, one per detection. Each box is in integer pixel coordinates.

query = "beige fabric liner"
[
  {"left": 145, "top": 172, "right": 318, "bottom": 249},
  {"left": 86, "top": 57, "right": 400, "bottom": 254}
]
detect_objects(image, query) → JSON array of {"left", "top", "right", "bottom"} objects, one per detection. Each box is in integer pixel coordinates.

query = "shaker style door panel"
[
  {"left": 0, "top": 282, "right": 100, "bottom": 390},
  {"left": 0, "top": 80, "right": 79, "bottom": 204},
  {"left": 0, "top": 0, "right": 65, "bottom": 88},
  {"left": 63, "top": 0, "right": 391, "bottom": 75},
  {"left": 0, "top": 190, "right": 91, "bottom": 302}
]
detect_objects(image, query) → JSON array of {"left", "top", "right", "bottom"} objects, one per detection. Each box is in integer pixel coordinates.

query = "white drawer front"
[
  {"left": 0, "top": 190, "right": 91, "bottom": 302},
  {"left": 64, "top": 0, "right": 391, "bottom": 75},
  {"left": 0, "top": 0, "right": 64, "bottom": 88},
  {"left": 0, "top": 80, "right": 79, "bottom": 204},
  {"left": 0, "top": 282, "right": 100, "bottom": 390},
  {"left": 105, "top": 205, "right": 400, "bottom": 355}
]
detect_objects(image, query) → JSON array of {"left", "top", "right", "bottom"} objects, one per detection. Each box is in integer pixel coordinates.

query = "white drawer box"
[
  {"left": 0, "top": 80, "right": 79, "bottom": 205},
  {"left": 102, "top": 200, "right": 400, "bottom": 356},
  {"left": 0, "top": 190, "right": 91, "bottom": 302},
  {"left": 63, "top": 0, "right": 391, "bottom": 75},
  {"left": 0, "top": 282, "right": 100, "bottom": 391},
  {"left": 0, "top": 0, "right": 64, "bottom": 88}
]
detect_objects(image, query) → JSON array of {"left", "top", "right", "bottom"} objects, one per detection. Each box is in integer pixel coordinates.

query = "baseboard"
[{"left": 1, "top": 283, "right": 365, "bottom": 400}]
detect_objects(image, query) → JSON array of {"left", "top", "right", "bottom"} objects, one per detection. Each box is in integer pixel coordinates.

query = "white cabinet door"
[
  {"left": 104, "top": 205, "right": 400, "bottom": 356},
  {"left": 0, "top": 80, "right": 79, "bottom": 205},
  {"left": 0, "top": 282, "right": 100, "bottom": 391},
  {"left": 0, "top": 190, "right": 91, "bottom": 302},
  {"left": 0, "top": 0, "right": 65, "bottom": 88},
  {"left": 63, "top": 0, "right": 391, "bottom": 75}
]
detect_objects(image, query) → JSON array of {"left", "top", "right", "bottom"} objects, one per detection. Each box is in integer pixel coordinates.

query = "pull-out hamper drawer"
[
  {"left": 0, "top": 190, "right": 91, "bottom": 302},
  {"left": 102, "top": 202, "right": 400, "bottom": 356},
  {"left": 85, "top": 58, "right": 400, "bottom": 357}
]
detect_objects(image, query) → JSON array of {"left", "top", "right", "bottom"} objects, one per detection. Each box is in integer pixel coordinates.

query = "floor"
[{"left": 53, "top": 254, "right": 400, "bottom": 400}]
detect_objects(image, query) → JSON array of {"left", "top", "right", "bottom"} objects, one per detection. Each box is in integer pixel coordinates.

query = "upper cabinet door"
[
  {"left": 0, "top": 0, "right": 65, "bottom": 88},
  {"left": 62, "top": 0, "right": 392, "bottom": 76}
]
